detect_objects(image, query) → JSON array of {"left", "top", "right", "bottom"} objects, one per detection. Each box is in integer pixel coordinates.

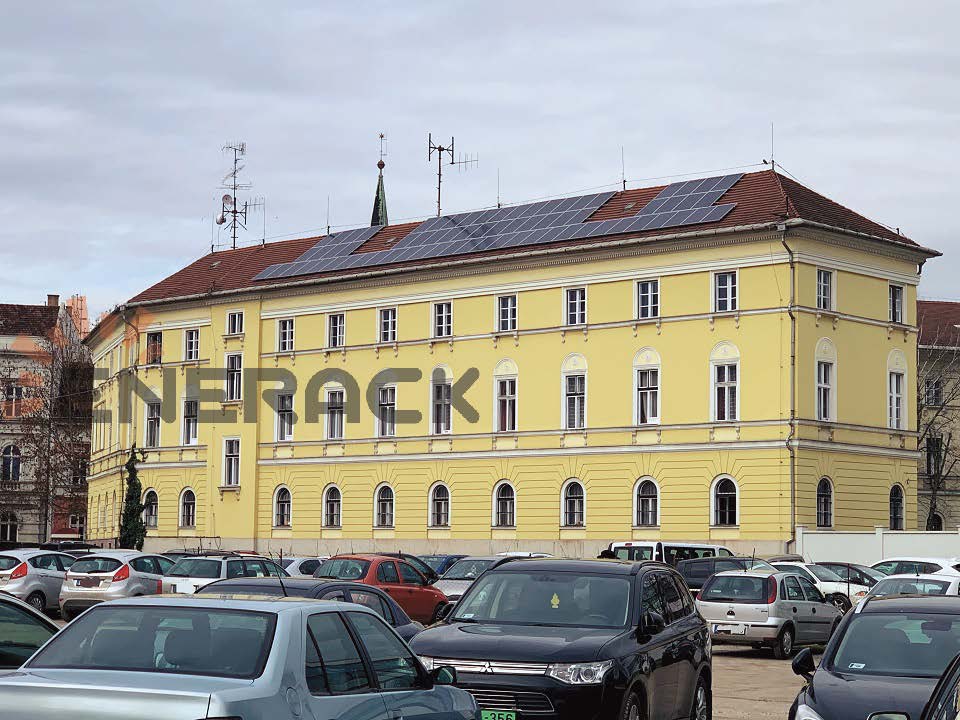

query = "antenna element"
[
  {"left": 217, "top": 142, "right": 264, "bottom": 250},
  {"left": 428, "top": 133, "right": 477, "bottom": 217}
]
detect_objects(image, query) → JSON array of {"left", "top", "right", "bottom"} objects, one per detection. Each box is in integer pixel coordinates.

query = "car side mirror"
[
  {"left": 867, "top": 714, "right": 909, "bottom": 720},
  {"left": 430, "top": 666, "right": 457, "bottom": 686},
  {"left": 792, "top": 647, "right": 817, "bottom": 682},
  {"left": 435, "top": 603, "right": 454, "bottom": 623},
  {"left": 641, "top": 610, "right": 665, "bottom": 635}
]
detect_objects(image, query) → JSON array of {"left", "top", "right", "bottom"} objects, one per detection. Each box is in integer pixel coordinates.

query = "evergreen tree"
[{"left": 118, "top": 445, "right": 146, "bottom": 550}]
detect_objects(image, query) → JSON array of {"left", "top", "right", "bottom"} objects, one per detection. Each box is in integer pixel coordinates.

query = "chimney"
[{"left": 47, "top": 294, "right": 60, "bottom": 307}]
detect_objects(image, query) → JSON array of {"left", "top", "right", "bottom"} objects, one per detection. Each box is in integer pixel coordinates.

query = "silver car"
[
  {"left": 696, "top": 569, "right": 843, "bottom": 659},
  {"left": 162, "top": 553, "right": 289, "bottom": 594},
  {"left": 59, "top": 551, "right": 175, "bottom": 620},
  {"left": 0, "top": 592, "right": 59, "bottom": 675},
  {"left": 0, "top": 549, "right": 78, "bottom": 612},
  {"left": 0, "top": 595, "right": 479, "bottom": 720},
  {"left": 433, "top": 556, "right": 504, "bottom": 603}
]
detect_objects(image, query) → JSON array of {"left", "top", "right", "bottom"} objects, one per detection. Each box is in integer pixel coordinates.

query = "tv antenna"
[
  {"left": 215, "top": 141, "right": 264, "bottom": 249},
  {"left": 428, "top": 134, "right": 477, "bottom": 217}
]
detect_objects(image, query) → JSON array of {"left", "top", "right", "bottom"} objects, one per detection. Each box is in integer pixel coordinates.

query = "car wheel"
[
  {"left": 773, "top": 626, "right": 795, "bottom": 659},
  {"left": 619, "top": 691, "right": 644, "bottom": 720},
  {"left": 829, "top": 594, "right": 851, "bottom": 613},
  {"left": 690, "top": 674, "right": 711, "bottom": 720},
  {"left": 25, "top": 592, "right": 45, "bottom": 612}
]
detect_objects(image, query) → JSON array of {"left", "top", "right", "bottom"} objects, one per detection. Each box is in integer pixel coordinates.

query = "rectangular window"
[
  {"left": 433, "top": 302, "right": 452, "bottom": 338},
  {"left": 714, "top": 363, "right": 738, "bottom": 421},
  {"left": 714, "top": 271, "right": 738, "bottom": 312},
  {"left": 326, "top": 390, "right": 344, "bottom": 440},
  {"left": 816, "top": 361, "right": 833, "bottom": 422},
  {"left": 637, "top": 279, "right": 660, "bottom": 319},
  {"left": 226, "top": 311, "right": 244, "bottom": 335},
  {"left": 496, "top": 378, "right": 517, "bottom": 432},
  {"left": 184, "top": 328, "right": 200, "bottom": 362},
  {"left": 565, "top": 287, "right": 586, "bottom": 325},
  {"left": 379, "top": 307, "right": 397, "bottom": 343},
  {"left": 277, "top": 393, "right": 294, "bottom": 442},
  {"left": 278, "top": 318, "right": 295, "bottom": 353},
  {"left": 927, "top": 435, "right": 943, "bottom": 476},
  {"left": 817, "top": 269, "right": 833, "bottom": 311},
  {"left": 145, "top": 332, "right": 162, "bottom": 365},
  {"left": 925, "top": 377, "right": 943, "bottom": 407},
  {"left": 888, "top": 371, "right": 904, "bottom": 429},
  {"left": 377, "top": 386, "right": 396, "bottom": 437},
  {"left": 1, "top": 384, "right": 23, "bottom": 418},
  {"left": 145, "top": 402, "right": 161, "bottom": 447},
  {"left": 182, "top": 400, "right": 198, "bottom": 446},
  {"left": 224, "top": 438, "right": 240, "bottom": 487},
  {"left": 327, "top": 313, "right": 345, "bottom": 348},
  {"left": 225, "top": 354, "right": 242, "bottom": 402},
  {"left": 636, "top": 369, "right": 660, "bottom": 424},
  {"left": 432, "top": 383, "right": 452, "bottom": 435},
  {"left": 497, "top": 295, "right": 517, "bottom": 332},
  {"left": 564, "top": 374, "right": 585, "bottom": 430},
  {"left": 889, "top": 285, "right": 904, "bottom": 324}
]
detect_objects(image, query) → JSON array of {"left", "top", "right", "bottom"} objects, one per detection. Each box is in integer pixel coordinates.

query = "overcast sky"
[{"left": 2, "top": 1, "right": 957, "bottom": 318}]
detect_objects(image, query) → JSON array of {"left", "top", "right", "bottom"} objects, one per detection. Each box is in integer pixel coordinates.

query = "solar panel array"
[{"left": 254, "top": 173, "right": 743, "bottom": 282}]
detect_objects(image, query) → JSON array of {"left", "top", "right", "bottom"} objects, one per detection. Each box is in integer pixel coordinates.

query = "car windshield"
[
  {"left": 279, "top": 558, "right": 296, "bottom": 569},
  {"left": 70, "top": 557, "right": 123, "bottom": 574},
  {"left": 0, "top": 599, "right": 56, "bottom": 667},
  {"left": 452, "top": 571, "right": 631, "bottom": 628},
  {"left": 807, "top": 565, "right": 843, "bottom": 582},
  {"left": 167, "top": 558, "right": 222, "bottom": 578},
  {"left": 700, "top": 575, "right": 769, "bottom": 603},
  {"left": 831, "top": 613, "right": 960, "bottom": 678},
  {"left": 441, "top": 559, "right": 495, "bottom": 581},
  {"left": 857, "top": 566, "right": 887, "bottom": 583},
  {"left": 315, "top": 559, "right": 370, "bottom": 580},
  {"left": 0, "top": 556, "right": 20, "bottom": 571},
  {"left": 871, "top": 578, "right": 952, "bottom": 597},
  {"left": 422, "top": 556, "right": 449, "bottom": 572},
  {"left": 27, "top": 605, "right": 276, "bottom": 679}
]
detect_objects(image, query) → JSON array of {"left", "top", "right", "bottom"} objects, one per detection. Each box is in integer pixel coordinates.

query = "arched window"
[
  {"left": 375, "top": 485, "right": 394, "bottom": 528},
  {"left": 0, "top": 512, "right": 17, "bottom": 542},
  {"left": 712, "top": 477, "right": 738, "bottom": 527},
  {"left": 816, "top": 478, "right": 833, "bottom": 528},
  {"left": 562, "top": 480, "right": 585, "bottom": 527},
  {"left": 493, "top": 482, "right": 515, "bottom": 528},
  {"left": 635, "top": 478, "right": 659, "bottom": 527},
  {"left": 1, "top": 445, "right": 21, "bottom": 484},
  {"left": 179, "top": 489, "right": 196, "bottom": 528},
  {"left": 928, "top": 512, "right": 944, "bottom": 532},
  {"left": 323, "top": 485, "right": 342, "bottom": 528},
  {"left": 889, "top": 485, "right": 904, "bottom": 530},
  {"left": 143, "top": 490, "right": 158, "bottom": 528},
  {"left": 274, "top": 487, "right": 292, "bottom": 528},
  {"left": 430, "top": 484, "right": 450, "bottom": 527}
]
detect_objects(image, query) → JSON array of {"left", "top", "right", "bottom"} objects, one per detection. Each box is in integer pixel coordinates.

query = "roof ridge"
[{"left": 769, "top": 169, "right": 799, "bottom": 218}]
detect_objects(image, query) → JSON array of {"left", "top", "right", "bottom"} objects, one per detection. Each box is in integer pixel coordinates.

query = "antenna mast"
[
  {"left": 215, "top": 142, "right": 263, "bottom": 250},
  {"left": 428, "top": 133, "right": 477, "bottom": 217}
]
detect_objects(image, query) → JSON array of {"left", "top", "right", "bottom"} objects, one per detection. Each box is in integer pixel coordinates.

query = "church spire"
[{"left": 371, "top": 133, "right": 388, "bottom": 227}]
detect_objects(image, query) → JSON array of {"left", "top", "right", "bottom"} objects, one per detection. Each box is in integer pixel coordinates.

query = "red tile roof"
[
  {"left": 128, "top": 170, "right": 934, "bottom": 306},
  {"left": 0, "top": 304, "right": 60, "bottom": 338},
  {"left": 918, "top": 300, "right": 960, "bottom": 347}
]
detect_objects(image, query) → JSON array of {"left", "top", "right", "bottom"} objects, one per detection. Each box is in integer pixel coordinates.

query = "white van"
[{"left": 608, "top": 541, "right": 735, "bottom": 566}]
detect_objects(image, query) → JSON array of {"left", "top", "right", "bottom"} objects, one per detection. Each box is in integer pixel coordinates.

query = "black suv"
[
  {"left": 410, "top": 558, "right": 711, "bottom": 720},
  {"left": 676, "top": 556, "right": 776, "bottom": 596}
]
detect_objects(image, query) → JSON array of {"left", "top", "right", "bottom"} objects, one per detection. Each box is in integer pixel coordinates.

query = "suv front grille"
[
  {"left": 431, "top": 658, "right": 548, "bottom": 675},
  {"left": 468, "top": 689, "right": 554, "bottom": 714}
]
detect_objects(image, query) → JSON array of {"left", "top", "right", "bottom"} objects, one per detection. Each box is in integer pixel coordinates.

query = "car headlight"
[
  {"left": 794, "top": 704, "right": 826, "bottom": 720},
  {"left": 418, "top": 655, "right": 436, "bottom": 671},
  {"left": 546, "top": 659, "right": 614, "bottom": 685}
]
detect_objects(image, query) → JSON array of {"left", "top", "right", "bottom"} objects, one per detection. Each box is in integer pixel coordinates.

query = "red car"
[{"left": 314, "top": 554, "right": 448, "bottom": 624}]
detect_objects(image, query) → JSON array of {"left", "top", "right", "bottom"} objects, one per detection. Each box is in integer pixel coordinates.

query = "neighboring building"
[
  {"left": 917, "top": 300, "right": 960, "bottom": 530},
  {"left": 1, "top": 295, "right": 90, "bottom": 545},
  {"left": 83, "top": 169, "right": 938, "bottom": 555}
]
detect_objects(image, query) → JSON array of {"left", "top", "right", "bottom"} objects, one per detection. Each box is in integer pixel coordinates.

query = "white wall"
[{"left": 793, "top": 525, "right": 960, "bottom": 565}]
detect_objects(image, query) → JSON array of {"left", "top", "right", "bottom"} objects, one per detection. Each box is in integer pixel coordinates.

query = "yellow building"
[{"left": 84, "top": 169, "right": 938, "bottom": 556}]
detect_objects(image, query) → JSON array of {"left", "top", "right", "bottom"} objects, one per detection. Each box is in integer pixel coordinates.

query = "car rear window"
[
  {"left": 70, "top": 557, "right": 123, "bottom": 574},
  {"left": 197, "top": 583, "right": 290, "bottom": 597},
  {"left": 442, "top": 559, "right": 495, "bottom": 580},
  {"left": 700, "top": 575, "right": 768, "bottom": 603},
  {"left": 315, "top": 558, "right": 370, "bottom": 580},
  {"left": 613, "top": 546, "right": 653, "bottom": 561},
  {"left": 807, "top": 565, "right": 843, "bottom": 582},
  {"left": 27, "top": 605, "right": 276, "bottom": 679},
  {"left": 831, "top": 614, "right": 960, "bottom": 677},
  {"left": 167, "top": 558, "right": 222, "bottom": 579},
  {"left": 872, "top": 578, "right": 952, "bottom": 597},
  {"left": 0, "top": 556, "right": 20, "bottom": 571}
]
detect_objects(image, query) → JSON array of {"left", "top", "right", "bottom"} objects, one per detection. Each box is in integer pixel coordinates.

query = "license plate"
[
  {"left": 713, "top": 623, "right": 746, "bottom": 635},
  {"left": 481, "top": 712, "right": 516, "bottom": 720},
  {"left": 75, "top": 578, "right": 101, "bottom": 588},
  {"left": 175, "top": 582, "right": 195, "bottom": 594}
]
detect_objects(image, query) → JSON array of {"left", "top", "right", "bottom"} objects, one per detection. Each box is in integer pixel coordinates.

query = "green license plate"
[{"left": 481, "top": 712, "right": 516, "bottom": 720}]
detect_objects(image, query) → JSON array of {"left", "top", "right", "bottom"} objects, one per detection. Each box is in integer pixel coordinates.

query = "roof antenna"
[
  {"left": 326, "top": 195, "right": 331, "bottom": 236},
  {"left": 276, "top": 548, "right": 289, "bottom": 597},
  {"left": 620, "top": 145, "right": 627, "bottom": 191},
  {"left": 496, "top": 168, "right": 502, "bottom": 209},
  {"left": 428, "top": 133, "right": 477, "bottom": 217},
  {"left": 215, "top": 142, "right": 263, "bottom": 249}
]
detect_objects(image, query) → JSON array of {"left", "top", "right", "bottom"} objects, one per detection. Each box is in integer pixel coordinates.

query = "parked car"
[
  {"left": 697, "top": 569, "right": 844, "bottom": 659},
  {"left": 676, "top": 556, "right": 776, "bottom": 597},
  {"left": 815, "top": 561, "right": 887, "bottom": 588},
  {"left": 314, "top": 554, "right": 448, "bottom": 624},
  {"left": 866, "top": 573, "right": 960, "bottom": 599},
  {"left": 421, "top": 554, "right": 468, "bottom": 576},
  {"left": 377, "top": 552, "right": 441, "bottom": 584},
  {"left": 495, "top": 551, "right": 553, "bottom": 558},
  {"left": 910, "top": 650, "right": 960, "bottom": 720},
  {"left": 0, "top": 592, "right": 58, "bottom": 674},
  {"left": 433, "top": 556, "right": 514, "bottom": 603},
  {"left": 59, "top": 551, "right": 175, "bottom": 621},
  {"left": 160, "top": 549, "right": 198, "bottom": 563},
  {"left": 789, "top": 596, "right": 960, "bottom": 720},
  {"left": 608, "top": 540, "right": 734, "bottom": 565},
  {"left": 0, "top": 549, "right": 78, "bottom": 612},
  {"left": 196, "top": 576, "right": 424, "bottom": 641},
  {"left": 412, "top": 558, "right": 712, "bottom": 720},
  {"left": 162, "top": 553, "right": 289, "bottom": 594},
  {"left": 871, "top": 557, "right": 960, "bottom": 576},
  {"left": 277, "top": 555, "right": 328, "bottom": 577},
  {"left": 0, "top": 595, "right": 477, "bottom": 720},
  {"left": 771, "top": 561, "right": 869, "bottom": 611}
]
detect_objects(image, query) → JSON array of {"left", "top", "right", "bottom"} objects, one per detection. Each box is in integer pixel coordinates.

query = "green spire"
[{"left": 371, "top": 159, "right": 388, "bottom": 227}]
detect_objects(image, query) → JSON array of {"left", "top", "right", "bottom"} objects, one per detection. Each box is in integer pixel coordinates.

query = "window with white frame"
[
  {"left": 277, "top": 393, "right": 294, "bottom": 442},
  {"left": 713, "top": 477, "right": 738, "bottom": 526},
  {"left": 635, "top": 479, "right": 658, "bottom": 527},
  {"left": 184, "top": 328, "right": 200, "bottom": 362},
  {"left": 433, "top": 302, "right": 453, "bottom": 338},
  {"left": 817, "top": 478, "right": 833, "bottom": 528},
  {"left": 278, "top": 318, "right": 295, "bottom": 353},
  {"left": 496, "top": 378, "right": 517, "bottom": 432},
  {"left": 888, "top": 371, "right": 904, "bottom": 429},
  {"left": 1, "top": 383, "right": 23, "bottom": 419},
  {"left": 636, "top": 368, "right": 660, "bottom": 424},
  {"left": 816, "top": 269, "right": 833, "bottom": 311},
  {"left": 497, "top": 295, "right": 517, "bottom": 332},
  {"left": 274, "top": 487, "right": 291, "bottom": 527},
  {"left": 323, "top": 486, "right": 341, "bottom": 527},
  {"left": 562, "top": 480, "right": 585, "bottom": 527},
  {"left": 146, "top": 332, "right": 163, "bottom": 365},
  {"left": 182, "top": 400, "right": 198, "bottom": 445},
  {"left": 889, "top": 485, "right": 904, "bottom": 530},
  {"left": 328, "top": 313, "right": 345, "bottom": 348},
  {"left": 223, "top": 439, "right": 240, "bottom": 487},
  {"left": 430, "top": 484, "right": 450, "bottom": 527},
  {"left": 816, "top": 360, "right": 834, "bottom": 421},
  {"left": 326, "top": 389, "right": 345, "bottom": 440},
  {"left": 714, "top": 363, "right": 738, "bottom": 422},
  {"left": 889, "top": 284, "right": 904, "bottom": 324},
  {"left": 565, "top": 287, "right": 586, "bottom": 325},
  {"left": 564, "top": 374, "right": 585, "bottom": 430},
  {"left": 493, "top": 482, "right": 515, "bottom": 527},
  {"left": 379, "top": 307, "right": 397, "bottom": 343},
  {"left": 375, "top": 485, "right": 394, "bottom": 527},
  {"left": 180, "top": 490, "right": 196, "bottom": 528},
  {"left": 226, "top": 311, "right": 244, "bottom": 335},
  {"left": 637, "top": 279, "right": 660, "bottom": 319},
  {"left": 225, "top": 354, "right": 242, "bottom": 401},
  {"left": 1, "top": 446, "right": 21, "bottom": 485},
  {"left": 377, "top": 386, "right": 396, "bottom": 437},
  {"left": 432, "top": 382, "right": 452, "bottom": 435},
  {"left": 143, "top": 490, "right": 158, "bottom": 528},
  {"left": 925, "top": 377, "right": 944, "bottom": 407},
  {"left": 145, "top": 402, "right": 161, "bottom": 447},
  {"left": 714, "top": 271, "right": 738, "bottom": 312}
]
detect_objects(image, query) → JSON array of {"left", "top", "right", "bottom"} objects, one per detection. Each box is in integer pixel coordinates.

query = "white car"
[
  {"left": 867, "top": 572, "right": 960, "bottom": 598},
  {"left": 162, "top": 553, "right": 289, "bottom": 594},
  {"left": 772, "top": 561, "right": 870, "bottom": 611},
  {"left": 871, "top": 556, "right": 960, "bottom": 577},
  {"left": 276, "top": 555, "right": 328, "bottom": 577}
]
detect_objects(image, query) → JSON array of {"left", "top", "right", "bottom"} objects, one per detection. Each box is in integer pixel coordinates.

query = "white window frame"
[
  {"left": 889, "top": 483, "right": 905, "bottom": 530},
  {"left": 491, "top": 480, "right": 516, "bottom": 528},
  {"left": 142, "top": 488, "right": 159, "bottom": 528},
  {"left": 430, "top": 380, "right": 453, "bottom": 435},
  {"left": 277, "top": 318, "right": 295, "bottom": 353},
  {"left": 816, "top": 477, "right": 834, "bottom": 529},
  {"left": 273, "top": 485, "right": 292, "bottom": 528},
  {"left": 632, "top": 476, "right": 660, "bottom": 528},
  {"left": 222, "top": 437, "right": 240, "bottom": 487},
  {"left": 497, "top": 294, "right": 518, "bottom": 333},
  {"left": 432, "top": 301, "right": 453, "bottom": 338},
  {"left": 225, "top": 310, "right": 244, "bottom": 336},
  {"left": 378, "top": 307, "right": 397, "bottom": 344},
  {"left": 816, "top": 360, "right": 834, "bottom": 422},
  {"left": 183, "top": 328, "right": 200, "bottom": 362},
  {"left": 225, "top": 353, "right": 242, "bottom": 402},
  {"left": 327, "top": 313, "right": 345, "bottom": 349},
  {"left": 276, "top": 393, "right": 294, "bottom": 442},
  {"left": 325, "top": 388, "right": 345, "bottom": 440},
  {"left": 564, "top": 287, "right": 587, "bottom": 326},
  {"left": 889, "top": 284, "right": 905, "bottom": 324},
  {"left": 178, "top": 487, "right": 196, "bottom": 528},
  {"left": 428, "top": 482, "right": 451, "bottom": 528},
  {"left": 713, "top": 270, "right": 738, "bottom": 313},
  {"left": 322, "top": 484, "right": 342, "bottom": 528},
  {"left": 636, "top": 278, "right": 660, "bottom": 320},
  {"left": 562, "top": 372, "right": 586, "bottom": 431},
  {"left": 374, "top": 483, "right": 395, "bottom": 528},
  {"left": 495, "top": 376, "right": 518, "bottom": 433},
  {"left": 376, "top": 385, "right": 397, "bottom": 438},
  {"left": 816, "top": 269, "right": 835, "bottom": 312},
  {"left": 711, "top": 360, "right": 740, "bottom": 422},
  {"left": 182, "top": 399, "right": 198, "bottom": 446},
  {"left": 888, "top": 370, "right": 905, "bottom": 430},
  {"left": 634, "top": 366, "right": 661, "bottom": 426},
  {"left": 144, "top": 401, "right": 161, "bottom": 448},
  {"left": 710, "top": 475, "right": 740, "bottom": 528},
  {"left": 560, "top": 478, "right": 586, "bottom": 528}
]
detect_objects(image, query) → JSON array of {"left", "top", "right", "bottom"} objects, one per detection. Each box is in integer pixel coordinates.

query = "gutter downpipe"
[{"left": 780, "top": 230, "right": 798, "bottom": 550}]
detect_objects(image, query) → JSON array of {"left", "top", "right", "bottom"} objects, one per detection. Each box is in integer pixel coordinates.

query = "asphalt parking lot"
[{"left": 712, "top": 646, "right": 810, "bottom": 719}]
